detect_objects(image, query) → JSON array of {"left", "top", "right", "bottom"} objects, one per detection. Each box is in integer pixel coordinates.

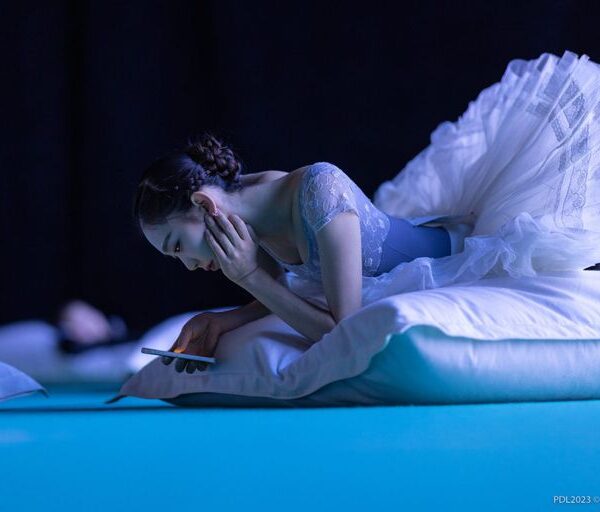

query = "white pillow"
[
  {"left": 0, "top": 361, "right": 48, "bottom": 403},
  {"left": 106, "top": 269, "right": 600, "bottom": 406},
  {"left": 0, "top": 320, "right": 137, "bottom": 384}
]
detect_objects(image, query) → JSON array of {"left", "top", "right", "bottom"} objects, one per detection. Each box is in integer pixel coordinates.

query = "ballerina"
[
  {"left": 133, "top": 50, "right": 600, "bottom": 375},
  {"left": 133, "top": 133, "right": 468, "bottom": 373}
]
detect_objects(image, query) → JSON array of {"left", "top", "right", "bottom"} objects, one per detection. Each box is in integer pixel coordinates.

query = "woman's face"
[{"left": 141, "top": 210, "right": 219, "bottom": 272}]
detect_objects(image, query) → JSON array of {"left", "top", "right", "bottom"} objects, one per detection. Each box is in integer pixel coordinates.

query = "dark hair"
[{"left": 132, "top": 132, "right": 245, "bottom": 227}]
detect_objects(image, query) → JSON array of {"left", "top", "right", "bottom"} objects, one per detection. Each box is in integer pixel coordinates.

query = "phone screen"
[{"left": 141, "top": 347, "right": 216, "bottom": 363}]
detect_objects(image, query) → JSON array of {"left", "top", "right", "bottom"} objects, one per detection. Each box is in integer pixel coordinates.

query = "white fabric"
[
  {"left": 0, "top": 320, "right": 137, "bottom": 384},
  {"left": 0, "top": 361, "right": 48, "bottom": 403},
  {"left": 107, "top": 270, "right": 600, "bottom": 405},
  {"left": 283, "top": 50, "right": 600, "bottom": 311}
]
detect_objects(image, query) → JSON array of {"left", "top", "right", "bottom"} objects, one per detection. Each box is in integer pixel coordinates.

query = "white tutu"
[{"left": 284, "top": 50, "right": 600, "bottom": 309}]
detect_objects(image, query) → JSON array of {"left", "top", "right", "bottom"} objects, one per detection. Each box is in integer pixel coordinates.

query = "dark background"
[{"left": 2, "top": 0, "right": 599, "bottom": 333}]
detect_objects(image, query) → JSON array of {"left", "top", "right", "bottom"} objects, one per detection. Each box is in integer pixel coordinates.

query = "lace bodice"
[
  {"left": 259, "top": 162, "right": 391, "bottom": 282},
  {"left": 250, "top": 51, "right": 600, "bottom": 314}
]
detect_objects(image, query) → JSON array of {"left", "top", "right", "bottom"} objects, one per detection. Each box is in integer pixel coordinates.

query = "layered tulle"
[{"left": 284, "top": 50, "right": 600, "bottom": 309}]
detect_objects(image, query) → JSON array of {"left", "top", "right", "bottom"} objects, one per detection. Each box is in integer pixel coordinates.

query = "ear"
[{"left": 191, "top": 191, "right": 218, "bottom": 215}]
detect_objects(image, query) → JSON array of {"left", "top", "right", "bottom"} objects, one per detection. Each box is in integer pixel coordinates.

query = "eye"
[{"left": 174, "top": 240, "right": 181, "bottom": 254}]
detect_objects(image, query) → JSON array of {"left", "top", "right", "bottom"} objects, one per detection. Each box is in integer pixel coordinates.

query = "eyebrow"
[{"left": 162, "top": 231, "right": 172, "bottom": 255}]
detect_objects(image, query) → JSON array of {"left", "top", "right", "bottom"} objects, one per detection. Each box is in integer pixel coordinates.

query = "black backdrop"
[{"left": 2, "top": 0, "right": 599, "bottom": 334}]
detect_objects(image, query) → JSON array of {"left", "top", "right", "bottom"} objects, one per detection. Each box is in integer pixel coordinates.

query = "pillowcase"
[
  {"left": 0, "top": 361, "right": 48, "bottom": 403},
  {"left": 164, "top": 320, "right": 600, "bottom": 407},
  {"left": 106, "top": 269, "right": 600, "bottom": 406}
]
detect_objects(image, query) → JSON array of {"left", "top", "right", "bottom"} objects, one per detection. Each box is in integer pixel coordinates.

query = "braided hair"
[{"left": 133, "top": 132, "right": 245, "bottom": 227}]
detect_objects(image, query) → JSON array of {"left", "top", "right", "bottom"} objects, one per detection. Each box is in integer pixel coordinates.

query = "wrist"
[
  {"left": 216, "top": 309, "right": 246, "bottom": 332},
  {"left": 236, "top": 265, "right": 263, "bottom": 287},
  {"left": 236, "top": 265, "right": 260, "bottom": 286},
  {"left": 220, "top": 299, "right": 270, "bottom": 331}
]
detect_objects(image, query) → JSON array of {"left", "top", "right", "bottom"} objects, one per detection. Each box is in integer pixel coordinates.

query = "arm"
[
  {"left": 300, "top": 163, "right": 363, "bottom": 323},
  {"left": 238, "top": 267, "right": 337, "bottom": 343},
  {"left": 234, "top": 170, "right": 363, "bottom": 339},
  {"left": 224, "top": 299, "right": 271, "bottom": 331},
  {"left": 222, "top": 247, "right": 287, "bottom": 331},
  {"left": 314, "top": 211, "right": 363, "bottom": 323}
]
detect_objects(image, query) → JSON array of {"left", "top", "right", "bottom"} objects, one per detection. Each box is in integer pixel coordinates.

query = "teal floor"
[{"left": 1, "top": 383, "right": 600, "bottom": 512}]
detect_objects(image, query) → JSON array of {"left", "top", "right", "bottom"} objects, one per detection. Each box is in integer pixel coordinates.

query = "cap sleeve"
[{"left": 303, "top": 162, "right": 360, "bottom": 233}]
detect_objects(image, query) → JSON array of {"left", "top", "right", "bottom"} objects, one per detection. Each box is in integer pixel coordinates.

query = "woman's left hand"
[{"left": 204, "top": 211, "right": 260, "bottom": 284}]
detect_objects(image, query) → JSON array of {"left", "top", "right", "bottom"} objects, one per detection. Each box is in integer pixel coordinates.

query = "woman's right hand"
[{"left": 161, "top": 310, "right": 240, "bottom": 373}]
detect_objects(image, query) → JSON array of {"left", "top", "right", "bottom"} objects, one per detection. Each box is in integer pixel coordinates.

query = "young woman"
[{"left": 132, "top": 133, "right": 472, "bottom": 373}]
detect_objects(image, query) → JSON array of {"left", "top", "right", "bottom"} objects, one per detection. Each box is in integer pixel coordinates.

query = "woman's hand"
[
  {"left": 161, "top": 310, "right": 239, "bottom": 373},
  {"left": 204, "top": 211, "right": 260, "bottom": 284}
]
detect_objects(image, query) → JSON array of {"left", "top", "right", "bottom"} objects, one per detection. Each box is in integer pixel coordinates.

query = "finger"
[
  {"left": 175, "top": 358, "right": 187, "bottom": 373},
  {"left": 228, "top": 214, "right": 250, "bottom": 241},
  {"left": 207, "top": 213, "right": 236, "bottom": 252},
  {"left": 161, "top": 356, "right": 174, "bottom": 365},
  {"left": 172, "top": 325, "right": 192, "bottom": 353},
  {"left": 206, "top": 214, "right": 235, "bottom": 252},
  {"left": 205, "top": 227, "right": 228, "bottom": 261},
  {"left": 185, "top": 360, "right": 198, "bottom": 373},
  {"left": 245, "top": 222, "right": 260, "bottom": 244}
]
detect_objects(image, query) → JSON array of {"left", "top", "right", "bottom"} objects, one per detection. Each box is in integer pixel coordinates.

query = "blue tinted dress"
[{"left": 258, "top": 162, "right": 472, "bottom": 283}]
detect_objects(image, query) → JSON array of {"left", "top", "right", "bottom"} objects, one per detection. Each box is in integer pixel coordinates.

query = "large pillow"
[
  {"left": 106, "top": 270, "right": 600, "bottom": 406},
  {"left": 0, "top": 361, "right": 48, "bottom": 403}
]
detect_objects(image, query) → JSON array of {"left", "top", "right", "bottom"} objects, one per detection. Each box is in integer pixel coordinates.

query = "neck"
[{"left": 223, "top": 176, "right": 293, "bottom": 243}]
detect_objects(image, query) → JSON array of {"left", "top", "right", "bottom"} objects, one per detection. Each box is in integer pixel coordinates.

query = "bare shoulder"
[
  {"left": 240, "top": 170, "right": 284, "bottom": 186},
  {"left": 261, "top": 165, "right": 313, "bottom": 182},
  {"left": 242, "top": 165, "right": 312, "bottom": 185},
  {"left": 259, "top": 170, "right": 290, "bottom": 182}
]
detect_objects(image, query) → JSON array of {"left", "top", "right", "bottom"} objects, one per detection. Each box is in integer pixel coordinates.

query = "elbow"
[
  {"left": 331, "top": 305, "right": 361, "bottom": 326},
  {"left": 308, "top": 312, "right": 337, "bottom": 344},
  {"left": 328, "top": 312, "right": 338, "bottom": 330},
  {"left": 322, "top": 312, "right": 338, "bottom": 337}
]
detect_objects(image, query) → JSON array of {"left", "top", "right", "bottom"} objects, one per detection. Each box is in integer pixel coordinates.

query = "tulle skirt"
[{"left": 284, "top": 50, "right": 600, "bottom": 309}]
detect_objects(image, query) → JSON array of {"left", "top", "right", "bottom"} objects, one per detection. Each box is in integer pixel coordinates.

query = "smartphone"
[{"left": 141, "top": 347, "right": 216, "bottom": 364}]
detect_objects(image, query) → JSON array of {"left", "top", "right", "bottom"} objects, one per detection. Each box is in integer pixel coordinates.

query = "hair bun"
[{"left": 184, "top": 132, "right": 242, "bottom": 183}]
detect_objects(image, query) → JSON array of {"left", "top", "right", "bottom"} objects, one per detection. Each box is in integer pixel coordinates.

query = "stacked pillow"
[{"left": 107, "top": 270, "right": 600, "bottom": 407}]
